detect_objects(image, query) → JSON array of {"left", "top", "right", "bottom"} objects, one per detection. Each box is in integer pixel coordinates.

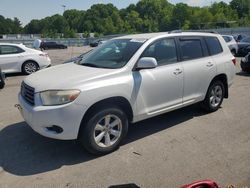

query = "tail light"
[{"left": 232, "top": 57, "right": 236, "bottom": 66}]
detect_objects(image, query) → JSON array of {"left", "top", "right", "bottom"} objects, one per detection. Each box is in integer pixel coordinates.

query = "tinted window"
[
  {"left": 180, "top": 39, "right": 203, "bottom": 61},
  {"left": 141, "top": 38, "right": 177, "bottom": 66},
  {"left": 222, "top": 36, "right": 232, "bottom": 43},
  {"left": 205, "top": 37, "right": 223, "bottom": 55},
  {"left": 0, "top": 45, "right": 23, "bottom": 55}
]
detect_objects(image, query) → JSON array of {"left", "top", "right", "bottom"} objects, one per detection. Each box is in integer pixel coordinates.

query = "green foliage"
[
  {"left": 1, "top": 0, "right": 250, "bottom": 36},
  {"left": 0, "top": 16, "right": 22, "bottom": 34}
]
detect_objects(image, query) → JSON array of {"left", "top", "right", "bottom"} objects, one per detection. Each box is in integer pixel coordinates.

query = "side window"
[
  {"left": 205, "top": 37, "right": 223, "bottom": 56},
  {"left": 222, "top": 36, "right": 231, "bottom": 43},
  {"left": 180, "top": 39, "right": 204, "bottom": 61},
  {"left": 141, "top": 38, "right": 177, "bottom": 66},
  {"left": 0, "top": 45, "right": 23, "bottom": 55}
]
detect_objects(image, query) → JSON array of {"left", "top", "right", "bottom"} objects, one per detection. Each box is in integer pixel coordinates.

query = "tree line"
[{"left": 1, "top": 0, "right": 250, "bottom": 38}]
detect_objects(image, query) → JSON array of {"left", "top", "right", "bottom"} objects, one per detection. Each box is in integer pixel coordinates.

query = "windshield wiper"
[{"left": 81, "top": 63, "right": 100, "bottom": 68}]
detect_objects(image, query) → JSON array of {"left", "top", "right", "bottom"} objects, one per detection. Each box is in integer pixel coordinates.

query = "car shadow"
[
  {"left": 0, "top": 105, "right": 206, "bottom": 176},
  {"left": 5, "top": 72, "right": 25, "bottom": 78},
  {"left": 236, "top": 71, "right": 250, "bottom": 77}
]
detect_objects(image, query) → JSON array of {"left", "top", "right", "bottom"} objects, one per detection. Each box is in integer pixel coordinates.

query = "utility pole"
[{"left": 62, "top": 5, "right": 66, "bottom": 13}]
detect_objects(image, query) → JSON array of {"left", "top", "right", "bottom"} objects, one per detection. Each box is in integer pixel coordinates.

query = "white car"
[
  {"left": 222, "top": 35, "right": 239, "bottom": 56},
  {"left": 18, "top": 32, "right": 235, "bottom": 155},
  {"left": 0, "top": 43, "right": 51, "bottom": 74}
]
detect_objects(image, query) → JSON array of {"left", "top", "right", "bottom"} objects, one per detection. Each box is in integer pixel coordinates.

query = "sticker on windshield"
[{"left": 130, "top": 39, "right": 147, "bottom": 43}]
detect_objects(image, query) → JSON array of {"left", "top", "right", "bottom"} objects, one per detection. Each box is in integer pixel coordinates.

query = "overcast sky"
[{"left": 0, "top": 0, "right": 231, "bottom": 26}]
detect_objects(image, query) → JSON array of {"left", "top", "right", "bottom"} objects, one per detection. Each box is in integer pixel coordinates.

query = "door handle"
[
  {"left": 206, "top": 62, "right": 214, "bottom": 67},
  {"left": 173, "top": 68, "right": 182, "bottom": 75}
]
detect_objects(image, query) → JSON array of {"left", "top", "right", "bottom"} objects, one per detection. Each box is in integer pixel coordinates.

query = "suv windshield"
[{"left": 78, "top": 39, "right": 145, "bottom": 69}]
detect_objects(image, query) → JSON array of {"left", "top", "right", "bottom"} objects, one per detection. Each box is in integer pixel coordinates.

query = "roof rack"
[{"left": 168, "top": 30, "right": 218, "bottom": 34}]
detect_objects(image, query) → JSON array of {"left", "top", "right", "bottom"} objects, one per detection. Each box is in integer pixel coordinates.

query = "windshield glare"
[{"left": 78, "top": 39, "right": 145, "bottom": 69}]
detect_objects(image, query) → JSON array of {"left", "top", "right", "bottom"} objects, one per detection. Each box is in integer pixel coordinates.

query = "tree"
[{"left": 230, "top": 0, "right": 250, "bottom": 18}]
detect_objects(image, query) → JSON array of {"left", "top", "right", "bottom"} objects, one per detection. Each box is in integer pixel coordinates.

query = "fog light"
[{"left": 46, "top": 125, "right": 63, "bottom": 134}]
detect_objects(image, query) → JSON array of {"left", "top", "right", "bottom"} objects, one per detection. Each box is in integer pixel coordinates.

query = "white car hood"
[{"left": 24, "top": 63, "right": 121, "bottom": 92}]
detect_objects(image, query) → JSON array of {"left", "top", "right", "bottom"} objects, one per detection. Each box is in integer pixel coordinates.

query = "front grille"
[{"left": 21, "top": 82, "right": 35, "bottom": 106}]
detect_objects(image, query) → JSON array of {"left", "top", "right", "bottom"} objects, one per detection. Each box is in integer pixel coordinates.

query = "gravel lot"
[{"left": 0, "top": 47, "right": 250, "bottom": 188}]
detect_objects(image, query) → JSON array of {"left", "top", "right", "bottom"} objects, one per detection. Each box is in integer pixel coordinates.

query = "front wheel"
[
  {"left": 79, "top": 107, "right": 128, "bottom": 155},
  {"left": 201, "top": 80, "right": 225, "bottom": 112}
]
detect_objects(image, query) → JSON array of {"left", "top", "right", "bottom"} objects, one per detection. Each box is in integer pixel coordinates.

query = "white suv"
[{"left": 18, "top": 32, "right": 236, "bottom": 155}]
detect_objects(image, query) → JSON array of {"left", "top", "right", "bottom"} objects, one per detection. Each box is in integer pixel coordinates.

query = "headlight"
[{"left": 40, "top": 90, "right": 80, "bottom": 106}]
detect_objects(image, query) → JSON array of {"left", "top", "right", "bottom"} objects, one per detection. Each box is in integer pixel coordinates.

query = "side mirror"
[{"left": 136, "top": 57, "right": 158, "bottom": 70}]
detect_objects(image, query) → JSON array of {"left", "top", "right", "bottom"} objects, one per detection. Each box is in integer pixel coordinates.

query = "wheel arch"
[
  {"left": 210, "top": 74, "right": 228, "bottom": 98},
  {"left": 79, "top": 96, "right": 134, "bottom": 135},
  {"left": 22, "top": 59, "right": 40, "bottom": 69}
]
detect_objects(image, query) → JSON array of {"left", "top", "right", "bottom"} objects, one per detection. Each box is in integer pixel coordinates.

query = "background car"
[
  {"left": 0, "top": 43, "right": 51, "bottom": 74},
  {"left": 40, "top": 41, "right": 67, "bottom": 50},
  {"left": 237, "top": 36, "right": 250, "bottom": 56},
  {"left": 89, "top": 39, "right": 107, "bottom": 47},
  {"left": 63, "top": 50, "right": 93, "bottom": 64},
  {"left": 233, "top": 34, "right": 247, "bottom": 42},
  {"left": 241, "top": 52, "right": 250, "bottom": 73},
  {"left": 222, "top": 35, "right": 238, "bottom": 56},
  {"left": 0, "top": 67, "right": 5, "bottom": 89}
]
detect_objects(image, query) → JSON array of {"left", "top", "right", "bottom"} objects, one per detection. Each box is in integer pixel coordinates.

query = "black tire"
[
  {"left": 0, "top": 68, "right": 5, "bottom": 89},
  {"left": 201, "top": 80, "right": 225, "bottom": 112},
  {"left": 22, "top": 61, "right": 39, "bottom": 75},
  {"left": 79, "top": 106, "right": 128, "bottom": 155}
]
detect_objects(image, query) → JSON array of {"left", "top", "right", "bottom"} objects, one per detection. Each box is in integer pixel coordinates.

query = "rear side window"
[
  {"left": 0, "top": 45, "right": 24, "bottom": 55},
  {"left": 205, "top": 37, "right": 223, "bottom": 56},
  {"left": 222, "top": 36, "right": 232, "bottom": 43},
  {"left": 179, "top": 39, "right": 203, "bottom": 61}
]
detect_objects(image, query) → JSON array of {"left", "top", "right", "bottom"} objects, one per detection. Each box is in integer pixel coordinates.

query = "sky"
[{"left": 0, "top": 0, "right": 231, "bottom": 26}]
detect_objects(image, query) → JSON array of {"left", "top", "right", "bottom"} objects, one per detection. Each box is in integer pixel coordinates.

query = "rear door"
[
  {"left": 177, "top": 36, "right": 217, "bottom": 104},
  {"left": 0, "top": 45, "right": 25, "bottom": 73}
]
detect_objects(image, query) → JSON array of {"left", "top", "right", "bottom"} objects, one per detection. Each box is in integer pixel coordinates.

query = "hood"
[{"left": 24, "top": 63, "right": 121, "bottom": 92}]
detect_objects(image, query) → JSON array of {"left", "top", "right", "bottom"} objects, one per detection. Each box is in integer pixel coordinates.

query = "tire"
[
  {"left": 201, "top": 80, "right": 225, "bottom": 112},
  {"left": 0, "top": 69, "right": 5, "bottom": 89},
  {"left": 22, "top": 61, "right": 39, "bottom": 75},
  {"left": 79, "top": 106, "right": 128, "bottom": 155}
]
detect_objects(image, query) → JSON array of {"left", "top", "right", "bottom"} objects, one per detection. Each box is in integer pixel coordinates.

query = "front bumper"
[{"left": 18, "top": 93, "right": 87, "bottom": 140}]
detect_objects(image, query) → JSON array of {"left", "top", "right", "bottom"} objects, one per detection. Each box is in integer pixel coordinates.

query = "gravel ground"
[{"left": 0, "top": 47, "right": 249, "bottom": 188}]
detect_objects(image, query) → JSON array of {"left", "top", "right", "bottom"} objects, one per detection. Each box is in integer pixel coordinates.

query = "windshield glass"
[{"left": 78, "top": 39, "right": 145, "bottom": 69}]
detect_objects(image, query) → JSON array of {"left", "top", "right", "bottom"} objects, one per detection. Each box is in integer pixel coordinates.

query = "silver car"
[{"left": 18, "top": 32, "right": 235, "bottom": 155}]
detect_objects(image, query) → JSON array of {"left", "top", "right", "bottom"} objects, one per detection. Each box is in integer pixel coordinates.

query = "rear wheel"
[
  {"left": 201, "top": 80, "right": 225, "bottom": 112},
  {"left": 79, "top": 106, "right": 128, "bottom": 155},
  {"left": 22, "top": 61, "right": 39, "bottom": 75}
]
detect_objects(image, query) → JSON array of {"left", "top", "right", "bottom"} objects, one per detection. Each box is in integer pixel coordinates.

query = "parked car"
[
  {"left": 63, "top": 50, "right": 93, "bottom": 64},
  {"left": 233, "top": 34, "right": 247, "bottom": 42},
  {"left": 89, "top": 39, "right": 107, "bottom": 47},
  {"left": 40, "top": 41, "right": 67, "bottom": 50},
  {"left": 17, "top": 32, "right": 235, "bottom": 155},
  {"left": 241, "top": 52, "right": 250, "bottom": 73},
  {"left": 0, "top": 67, "right": 5, "bottom": 89},
  {"left": 222, "top": 35, "right": 238, "bottom": 56},
  {"left": 0, "top": 43, "right": 51, "bottom": 74},
  {"left": 237, "top": 36, "right": 250, "bottom": 56}
]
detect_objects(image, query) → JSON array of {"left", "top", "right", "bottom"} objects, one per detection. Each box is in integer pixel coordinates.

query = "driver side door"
[{"left": 135, "top": 38, "right": 184, "bottom": 118}]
